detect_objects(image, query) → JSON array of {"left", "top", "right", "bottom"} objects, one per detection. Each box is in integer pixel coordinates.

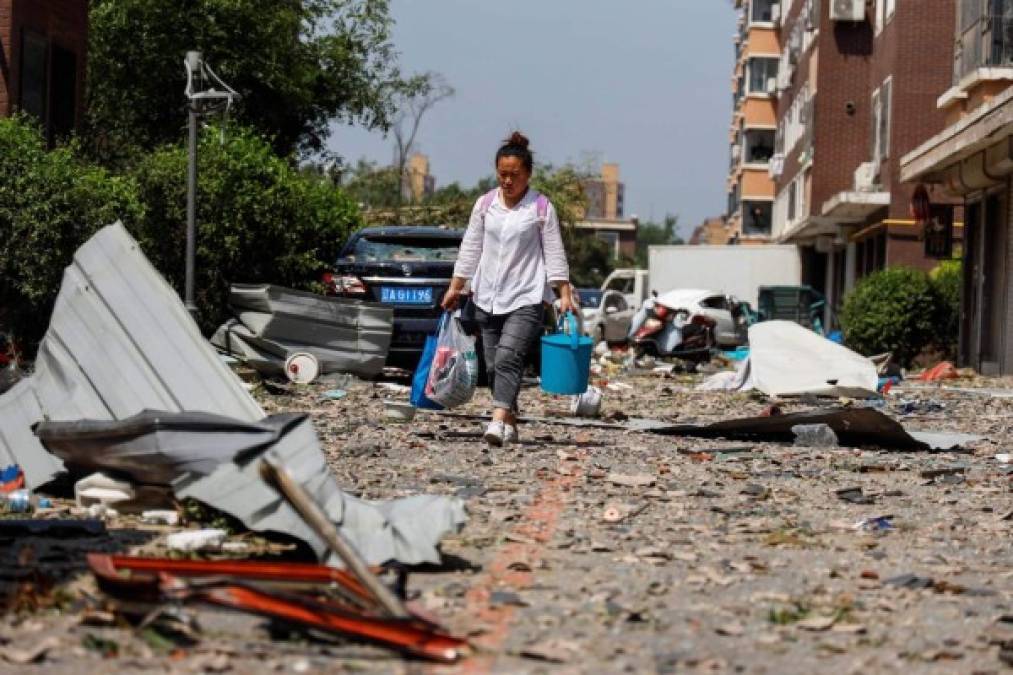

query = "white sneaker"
[
  {"left": 483, "top": 420, "right": 505, "bottom": 447},
  {"left": 504, "top": 424, "right": 518, "bottom": 446}
]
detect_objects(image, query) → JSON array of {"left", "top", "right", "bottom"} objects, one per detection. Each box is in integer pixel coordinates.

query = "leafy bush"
[
  {"left": 130, "top": 125, "right": 361, "bottom": 334},
  {"left": 930, "top": 259, "right": 961, "bottom": 357},
  {"left": 839, "top": 267, "right": 940, "bottom": 366},
  {"left": 0, "top": 116, "right": 143, "bottom": 347}
]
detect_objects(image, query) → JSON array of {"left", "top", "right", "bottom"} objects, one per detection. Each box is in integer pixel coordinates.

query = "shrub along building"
[
  {"left": 901, "top": 0, "right": 1013, "bottom": 376},
  {"left": 751, "top": 0, "right": 959, "bottom": 329},
  {"left": 0, "top": 0, "right": 88, "bottom": 143}
]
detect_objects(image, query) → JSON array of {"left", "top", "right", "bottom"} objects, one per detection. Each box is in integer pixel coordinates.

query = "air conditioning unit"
[
  {"left": 830, "top": 0, "right": 865, "bottom": 21},
  {"left": 854, "top": 162, "right": 879, "bottom": 191},
  {"left": 766, "top": 76, "right": 778, "bottom": 93},
  {"left": 731, "top": 144, "right": 742, "bottom": 160},
  {"left": 768, "top": 154, "right": 785, "bottom": 178},
  {"left": 771, "top": 3, "right": 782, "bottom": 25}
]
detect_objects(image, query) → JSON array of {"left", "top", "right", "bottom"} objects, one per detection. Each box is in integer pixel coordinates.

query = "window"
[
  {"left": 879, "top": 77, "right": 891, "bottom": 159},
  {"left": 596, "top": 231, "right": 620, "bottom": 258},
  {"left": 750, "top": 0, "right": 779, "bottom": 23},
  {"left": 727, "top": 182, "right": 741, "bottom": 218},
  {"left": 700, "top": 295, "right": 730, "bottom": 311},
  {"left": 788, "top": 181, "right": 797, "bottom": 221},
  {"left": 50, "top": 45, "right": 78, "bottom": 142},
  {"left": 870, "top": 77, "right": 892, "bottom": 161},
  {"left": 742, "top": 200, "right": 773, "bottom": 235},
  {"left": 747, "top": 57, "right": 778, "bottom": 94},
  {"left": 20, "top": 31, "right": 47, "bottom": 122},
  {"left": 605, "top": 277, "right": 634, "bottom": 294},
  {"left": 954, "top": 0, "right": 1013, "bottom": 82},
  {"left": 744, "top": 129, "right": 776, "bottom": 164},
  {"left": 603, "top": 293, "right": 628, "bottom": 313}
]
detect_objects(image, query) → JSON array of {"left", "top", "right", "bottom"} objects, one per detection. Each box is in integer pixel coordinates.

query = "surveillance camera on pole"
[{"left": 183, "top": 51, "right": 240, "bottom": 319}]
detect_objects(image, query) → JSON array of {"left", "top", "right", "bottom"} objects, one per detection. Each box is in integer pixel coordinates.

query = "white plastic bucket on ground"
[{"left": 285, "top": 352, "right": 320, "bottom": 384}]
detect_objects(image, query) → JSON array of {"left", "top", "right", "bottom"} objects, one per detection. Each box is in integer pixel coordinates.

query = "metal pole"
[
  {"left": 259, "top": 457, "right": 411, "bottom": 619},
  {"left": 184, "top": 51, "right": 202, "bottom": 318}
]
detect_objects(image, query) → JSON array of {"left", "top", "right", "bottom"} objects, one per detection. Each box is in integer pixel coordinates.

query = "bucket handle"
[{"left": 556, "top": 311, "right": 580, "bottom": 350}]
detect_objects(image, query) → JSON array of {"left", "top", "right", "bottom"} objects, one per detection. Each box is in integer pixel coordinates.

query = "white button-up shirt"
[{"left": 453, "top": 189, "right": 569, "bottom": 315}]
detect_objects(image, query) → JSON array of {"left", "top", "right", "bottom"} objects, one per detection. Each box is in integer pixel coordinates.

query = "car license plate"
[{"left": 381, "top": 286, "right": 433, "bottom": 305}]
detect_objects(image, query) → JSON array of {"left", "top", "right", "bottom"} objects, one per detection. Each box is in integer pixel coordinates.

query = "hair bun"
[{"left": 505, "top": 131, "right": 530, "bottom": 149}]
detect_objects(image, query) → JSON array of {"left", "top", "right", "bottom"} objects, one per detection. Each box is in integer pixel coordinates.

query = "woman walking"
[{"left": 441, "top": 132, "right": 573, "bottom": 447}]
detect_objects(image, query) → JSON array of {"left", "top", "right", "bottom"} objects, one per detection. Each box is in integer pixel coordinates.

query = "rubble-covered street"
[{"left": 3, "top": 366, "right": 1011, "bottom": 673}]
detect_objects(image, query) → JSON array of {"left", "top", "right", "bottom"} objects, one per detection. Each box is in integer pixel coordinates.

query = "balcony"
[{"left": 954, "top": 11, "right": 1013, "bottom": 84}]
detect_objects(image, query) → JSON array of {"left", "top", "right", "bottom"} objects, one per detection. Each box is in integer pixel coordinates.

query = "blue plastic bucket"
[{"left": 540, "top": 313, "right": 593, "bottom": 395}]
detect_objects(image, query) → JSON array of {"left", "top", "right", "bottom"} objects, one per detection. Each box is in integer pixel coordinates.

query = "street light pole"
[
  {"left": 185, "top": 52, "right": 201, "bottom": 317},
  {"left": 183, "top": 50, "right": 238, "bottom": 321}
]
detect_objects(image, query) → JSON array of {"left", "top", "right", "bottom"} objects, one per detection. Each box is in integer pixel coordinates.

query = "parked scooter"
[{"left": 630, "top": 293, "right": 716, "bottom": 361}]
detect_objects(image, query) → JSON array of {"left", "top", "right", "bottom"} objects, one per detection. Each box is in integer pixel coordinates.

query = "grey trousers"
[{"left": 475, "top": 304, "right": 544, "bottom": 412}]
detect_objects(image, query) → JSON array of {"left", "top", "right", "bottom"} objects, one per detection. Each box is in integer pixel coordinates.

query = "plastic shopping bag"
[
  {"left": 425, "top": 312, "right": 479, "bottom": 409},
  {"left": 410, "top": 317, "right": 445, "bottom": 410}
]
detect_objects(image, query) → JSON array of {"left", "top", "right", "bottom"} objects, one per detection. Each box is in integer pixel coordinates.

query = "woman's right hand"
[{"left": 441, "top": 288, "right": 461, "bottom": 311}]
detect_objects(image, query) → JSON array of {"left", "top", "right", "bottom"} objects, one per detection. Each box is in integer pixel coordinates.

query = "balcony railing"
[{"left": 954, "top": 12, "right": 1013, "bottom": 83}]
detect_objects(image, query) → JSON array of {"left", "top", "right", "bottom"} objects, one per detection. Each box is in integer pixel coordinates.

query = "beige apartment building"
[
  {"left": 578, "top": 163, "right": 638, "bottom": 259},
  {"left": 726, "top": 0, "right": 781, "bottom": 242},
  {"left": 404, "top": 153, "right": 436, "bottom": 203}
]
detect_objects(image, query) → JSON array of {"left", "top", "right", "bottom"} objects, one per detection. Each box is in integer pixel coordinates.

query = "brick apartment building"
[
  {"left": 902, "top": 0, "right": 1013, "bottom": 375},
  {"left": 726, "top": 0, "right": 781, "bottom": 243},
  {"left": 0, "top": 0, "right": 89, "bottom": 142},
  {"left": 763, "top": 0, "right": 957, "bottom": 327}
]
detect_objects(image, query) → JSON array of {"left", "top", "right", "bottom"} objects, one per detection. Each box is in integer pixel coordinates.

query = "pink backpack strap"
[
  {"left": 479, "top": 189, "right": 498, "bottom": 217},
  {"left": 535, "top": 193, "right": 549, "bottom": 220}
]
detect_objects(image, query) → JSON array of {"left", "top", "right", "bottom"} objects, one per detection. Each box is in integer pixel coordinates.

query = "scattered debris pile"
[
  {"left": 212, "top": 284, "right": 393, "bottom": 382},
  {"left": 699, "top": 320, "right": 879, "bottom": 398}
]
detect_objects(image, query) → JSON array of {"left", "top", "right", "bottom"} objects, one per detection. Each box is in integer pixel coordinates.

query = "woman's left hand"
[{"left": 557, "top": 284, "right": 575, "bottom": 315}]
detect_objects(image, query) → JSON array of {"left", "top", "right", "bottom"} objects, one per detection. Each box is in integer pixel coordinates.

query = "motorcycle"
[{"left": 630, "top": 298, "right": 717, "bottom": 361}]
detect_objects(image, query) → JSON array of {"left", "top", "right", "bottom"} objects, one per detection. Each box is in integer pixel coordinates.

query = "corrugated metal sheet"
[
  {"left": 0, "top": 222, "right": 264, "bottom": 488},
  {"left": 0, "top": 380, "right": 63, "bottom": 487},
  {"left": 174, "top": 415, "right": 467, "bottom": 566},
  {"left": 36, "top": 411, "right": 302, "bottom": 485},
  {"left": 211, "top": 284, "right": 393, "bottom": 379}
]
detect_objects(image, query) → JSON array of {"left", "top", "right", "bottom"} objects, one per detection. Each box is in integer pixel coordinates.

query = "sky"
[{"left": 327, "top": 0, "right": 737, "bottom": 237}]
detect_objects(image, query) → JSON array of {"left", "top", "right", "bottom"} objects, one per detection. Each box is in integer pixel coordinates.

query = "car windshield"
[
  {"left": 344, "top": 235, "right": 461, "bottom": 263},
  {"left": 578, "top": 290, "right": 603, "bottom": 309}
]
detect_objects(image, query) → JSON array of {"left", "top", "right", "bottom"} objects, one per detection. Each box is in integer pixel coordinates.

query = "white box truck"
[{"left": 602, "top": 245, "right": 801, "bottom": 309}]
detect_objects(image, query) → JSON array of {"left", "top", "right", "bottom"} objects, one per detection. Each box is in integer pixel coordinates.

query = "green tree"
[
  {"left": 87, "top": 0, "right": 424, "bottom": 163},
  {"left": 342, "top": 159, "right": 402, "bottom": 209},
  {"left": 0, "top": 116, "right": 144, "bottom": 347},
  {"left": 633, "top": 214, "right": 682, "bottom": 267},
  {"left": 130, "top": 125, "right": 361, "bottom": 334}
]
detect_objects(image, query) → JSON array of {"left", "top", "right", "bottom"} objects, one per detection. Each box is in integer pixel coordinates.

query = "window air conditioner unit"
[
  {"left": 768, "top": 154, "right": 785, "bottom": 178},
  {"left": 766, "top": 76, "right": 778, "bottom": 93},
  {"left": 854, "top": 162, "right": 879, "bottom": 191},
  {"left": 731, "top": 144, "right": 742, "bottom": 159},
  {"left": 830, "top": 0, "right": 865, "bottom": 22},
  {"left": 771, "top": 3, "right": 781, "bottom": 25}
]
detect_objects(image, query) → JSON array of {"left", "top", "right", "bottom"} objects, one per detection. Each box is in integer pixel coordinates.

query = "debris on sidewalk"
[
  {"left": 699, "top": 320, "right": 879, "bottom": 397},
  {"left": 0, "top": 223, "right": 264, "bottom": 488},
  {"left": 650, "top": 407, "right": 980, "bottom": 451},
  {"left": 88, "top": 554, "right": 467, "bottom": 662},
  {"left": 211, "top": 284, "right": 393, "bottom": 381},
  {"left": 173, "top": 413, "right": 467, "bottom": 567},
  {"left": 38, "top": 410, "right": 308, "bottom": 485}
]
